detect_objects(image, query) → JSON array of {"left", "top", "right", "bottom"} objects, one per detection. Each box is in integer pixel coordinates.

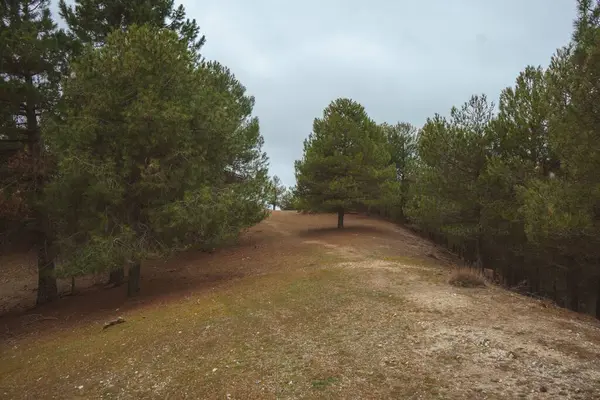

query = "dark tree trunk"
[
  {"left": 127, "top": 261, "right": 141, "bottom": 297},
  {"left": 528, "top": 262, "right": 538, "bottom": 294},
  {"left": 595, "top": 275, "right": 600, "bottom": 320},
  {"left": 109, "top": 267, "right": 125, "bottom": 286},
  {"left": 475, "top": 236, "right": 484, "bottom": 271},
  {"left": 36, "top": 237, "right": 58, "bottom": 305},
  {"left": 272, "top": 204, "right": 276, "bottom": 210},
  {"left": 24, "top": 73, "right": 58, "bottom": 305},
  {"left": 553, "top": 268, "right": 559, "bottom": 303},
  {"left": 337, "top": 208, "right": 344, "bottom": 229},
  {"left": 567, "top": 264, "right": 579, "bottom": 312}
]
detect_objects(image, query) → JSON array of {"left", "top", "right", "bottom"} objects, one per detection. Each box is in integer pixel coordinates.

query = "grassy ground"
[{"left": 1, "top": 212, "right": 600, "bottom": 399}]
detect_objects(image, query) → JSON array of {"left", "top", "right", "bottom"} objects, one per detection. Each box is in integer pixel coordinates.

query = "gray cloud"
[
  {"left": 187, "top": 0, "right": 576, "bottom": 187},
  {"left": 52, "top": 0, "right": 577, "bottom": 188}
]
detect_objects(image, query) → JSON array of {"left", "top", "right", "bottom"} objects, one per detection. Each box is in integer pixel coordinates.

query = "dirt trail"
[{"left": 1, "top": 211, "right": 600, "bottom": 399}]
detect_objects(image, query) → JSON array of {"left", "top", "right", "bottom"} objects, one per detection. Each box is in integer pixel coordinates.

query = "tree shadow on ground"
[
  {"left": 298, "top": 225, "right": 391, "bottom": 238},
  {"left": 0, "top": 248, "right": 250, "bottom": 339}
]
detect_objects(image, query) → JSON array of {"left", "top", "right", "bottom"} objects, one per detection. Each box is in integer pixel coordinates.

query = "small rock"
[
  {"left": 212, "top": 368, "right": 218, "bottom": 373},
  {"left": 226, "top": 394, "right": 231, "bottom": 399},
  {"left": 540, "top": 386, "right": 548, "bottom": 393},
  {"left": 77, "top": 386, "right": 83, "bottom": 390},
  {"left": 288, "top": 381, "right": 293, "bottom": 385},
  {"left": 377, "top": 343, "right": 383, "bottom": 348},
  {"left": 491, "top": 378, "right": 500, "bottom": 383}
]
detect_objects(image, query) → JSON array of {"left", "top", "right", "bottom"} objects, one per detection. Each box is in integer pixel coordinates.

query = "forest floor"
[{"left": 1, "top": 211, "right": 600, "bottom": 399}]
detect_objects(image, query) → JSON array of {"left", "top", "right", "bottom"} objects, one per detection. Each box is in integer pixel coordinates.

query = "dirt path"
[{"left": 1, "top": 211, "right": 599, "bottom": 399}]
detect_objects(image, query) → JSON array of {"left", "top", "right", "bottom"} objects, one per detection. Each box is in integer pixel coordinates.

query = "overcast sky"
[{"left": 53, "top": 1, "right": 577, "bottom": 188}]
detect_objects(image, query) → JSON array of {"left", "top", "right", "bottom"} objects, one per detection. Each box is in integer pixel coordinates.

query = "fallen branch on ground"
[{"left": 103, "top": 317, "right": 126, "bottom": 330}]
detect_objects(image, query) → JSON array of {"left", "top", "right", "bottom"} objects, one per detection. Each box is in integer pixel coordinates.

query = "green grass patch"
[{"left": 311, "top": 376, "right": 338, "bottom": 390}]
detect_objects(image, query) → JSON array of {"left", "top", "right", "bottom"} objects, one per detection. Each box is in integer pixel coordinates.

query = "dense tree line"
[
  {"left": 295, "top": 0, "right": 600, "bottom": 317},
  {"left": 1, "top": 0, "right": 270, "bottom": 302}
]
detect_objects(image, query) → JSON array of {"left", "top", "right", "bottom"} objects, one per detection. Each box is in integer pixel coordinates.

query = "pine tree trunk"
[
  {"left": 595, "top": 275, "right": 600, "bottom": 319},
  {"left": 272, "top": 204, "right": 276, "bottom": 210},
  {"left": 109, "top": 267, "right": 125, "bottom": 286},
  {"left": 567, "top": 263, "right": 579, "bottom": 312},
  {"left": 26, "top": 73, "right": 58, "bottom": 306},
  {"left": 127, "top": 261, "right": 141, "bottom": 297},
  {"left": 475, "top": 229, "right": 484, "bottom": 271},
  {"left": 36, "top": 236, "right": 58, "bottom": 305},
  {"left": 553, "top": 268, "right": 559, "bottom": 303},
  {"left": 337, "top": 208, "right": 344, "bottom": 229}
]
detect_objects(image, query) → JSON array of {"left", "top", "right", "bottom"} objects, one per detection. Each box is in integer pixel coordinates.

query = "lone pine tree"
[
  {"left": 295, "top": 98, "right": 394, "bottom": 228},
  {"left": 268, "top": 175, "right": 286, "bottom": 210}
]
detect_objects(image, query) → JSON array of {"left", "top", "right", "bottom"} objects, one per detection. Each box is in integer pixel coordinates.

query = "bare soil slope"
[{"left": 1, "top": 211, "right": 599, "bottom": 399}]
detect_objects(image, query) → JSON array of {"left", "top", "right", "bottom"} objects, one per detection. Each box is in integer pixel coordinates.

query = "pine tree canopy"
[
  {"left": 59, "top": 0, "right": 205, "bottom": 55},
  {"left": 0, "top": 0, "right": 68, "bottom": 146},
  {"left": 44, "top": 25, "right": 268, "bottom": 278}
]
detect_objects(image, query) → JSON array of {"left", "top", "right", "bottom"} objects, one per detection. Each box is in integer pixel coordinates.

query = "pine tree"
[
  {"left": 408, "top": 95, "right": 494, "bottom": 266},
  {"left": 379, "top": 122, "right": 417, "bottom": 221},
  {"left": 295, "top": 98, "right": 394, "bottom": 228},
  {"left": 59, "top": 0, "right": 204, "bottom": 55},
  {"left": 518, "top": 0, "right": 600, "bottom": 314},
  {"left": 45, "top": 25, "right": 268, "bottom": 296},
  {"left": 478, "top": 66, "right": 557, "bottom": 289},
  {"left": 58, "top": 0, "right": 205, "bottom": 286},
  {"left": 0, "top": 0, "right": 68, "bottom": 304},
  {"left": 280, "top": 187, "right": 298, "bottom": 210},
  {"left": 268, "top": 175, "right": 286, "bottom": 210}
]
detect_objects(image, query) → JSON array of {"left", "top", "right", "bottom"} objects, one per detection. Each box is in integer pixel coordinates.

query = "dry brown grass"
[{"left": 448, "top": 267, "right": 487, "bottom": 288}]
